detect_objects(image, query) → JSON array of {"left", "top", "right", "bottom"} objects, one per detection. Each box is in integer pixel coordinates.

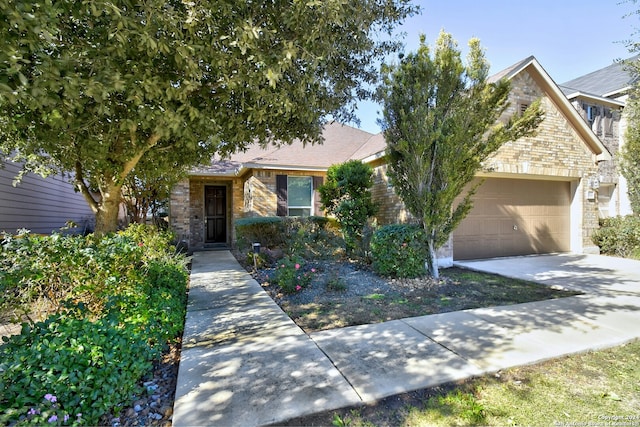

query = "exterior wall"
[
  {"left": 486, "top": 72, "right": 600, "bottom": 254},
  {"left": 169, "top": 179, "right": 191, "bottom": 246},
  {"left": 170, "top": 169, "right": 327, "bottom": 251},
  {"left": 569, "top": 97, "right": 625, "bottom": 217},
  {"left": 241, "top": 169, "right": 326, "bottom": 218},
  {"left": 0, "top": 160, "right": 94, "bottom": 234},
  {"left": 368, "top": 70, "right": 601, "bottom": 258},
  {"left": 169, "top": 176, "right": 242, "bottom": 251}
]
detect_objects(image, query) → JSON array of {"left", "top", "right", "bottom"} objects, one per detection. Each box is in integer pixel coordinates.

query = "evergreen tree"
[{"left": 377, "top": 32, "right": 543, "bottom": 278}]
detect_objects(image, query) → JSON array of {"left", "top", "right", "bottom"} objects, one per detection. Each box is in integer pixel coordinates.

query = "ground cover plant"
[
  {"left": 279, "top": 340, "right": 640, "bottom": 426},
  {"left": 0, "top": 224, "right": 188, "bottom": 425}
]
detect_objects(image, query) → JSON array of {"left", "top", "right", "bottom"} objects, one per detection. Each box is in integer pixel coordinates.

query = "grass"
[{"left": 282, "top": 340, "right": 640, "bottom": 427}]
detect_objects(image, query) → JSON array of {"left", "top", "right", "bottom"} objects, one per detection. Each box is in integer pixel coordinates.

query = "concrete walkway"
[{"left": 173, "top": 251, "right": 640, "bottom": 426}]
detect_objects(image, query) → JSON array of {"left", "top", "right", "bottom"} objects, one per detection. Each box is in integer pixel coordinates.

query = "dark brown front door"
[{"left": 205, "top": 186, "right": 227, "bottom": 244}]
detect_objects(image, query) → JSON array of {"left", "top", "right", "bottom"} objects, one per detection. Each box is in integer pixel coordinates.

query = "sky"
[{"left": 354, "top": 0, "right": 638, "bottom": 134}]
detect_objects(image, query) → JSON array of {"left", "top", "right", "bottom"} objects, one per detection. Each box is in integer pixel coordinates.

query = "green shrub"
[
  {"left": 0, "top": 312, "right": 156, "bottom": 425},
  {"left": 235, "top": 216, "right": 342, "bottom": 259},
  {"left": 235, "top": 217, "right": 286, "bottom": 251},
  {"left": 592, "top": 215, "right": 640, "bottom": 259},
  {"left": 319, "top": 160, "right": 377, "bottom": 256},
  {"left": 272, "top": 255, "right": 317, "bottom": 294},
  {"left": 0, "top": 224, "right": 189, "bottom": 425},
  {"left": 370, "top": 224, "right": 428, "bottom": 278}
]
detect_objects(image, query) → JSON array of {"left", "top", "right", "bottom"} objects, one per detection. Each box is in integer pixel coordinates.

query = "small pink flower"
[
  {"left": 296, "top": 285, "right": 302, "bottom": 291},
  {"left": 402, "top": 242, "right": 408, "bottom": 247},
  {"left": 138, "top": 242, "right": 144, "bottom": 247},
  {"left": 311, "top": 268, "right": 316, "bottom": 273},
  {"left": 281, "top": 264, "right": 285, "bottom": 268},
  {"left": 295, "top": 263, "right": 300, "bottom": 270}
]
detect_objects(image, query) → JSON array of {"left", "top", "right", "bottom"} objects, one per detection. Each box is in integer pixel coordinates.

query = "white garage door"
[{"left": 453, "top": 178, "right": 571, "bottom": 260}]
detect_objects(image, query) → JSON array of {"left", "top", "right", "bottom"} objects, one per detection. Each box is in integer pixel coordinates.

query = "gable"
[{"left": 485, "top": 70, "right": 599, "bottom": 179}]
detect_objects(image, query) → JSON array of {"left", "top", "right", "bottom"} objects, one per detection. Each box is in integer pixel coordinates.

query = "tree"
[
  {"left": 377, "top": 32, "right": 543, "bottom": 278},
  {"left": 621, "top": 95, "right": 640, "bottom": 214},
  {"left": 122, "top": 155, "right": 184, "bottom": 226},
  {"left": 0, "top": 0, "right": 417, "bottom": 235},
  {"left": 319, "top": 160, "right": 377, "bottom": 255},
  {"left": 621, "top": 7, "right": 640, "bottom": 215}
]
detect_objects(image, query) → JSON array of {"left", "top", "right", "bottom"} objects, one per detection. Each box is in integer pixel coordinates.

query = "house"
[
  {"left": 169, "top": 56, "right": 611, "bottom": 262},
  {"left": 0, "top": 159, "right": 95, "bottom": 234},
  {"left": 559, "top": 56, "right": 637, "bottom": 218}
]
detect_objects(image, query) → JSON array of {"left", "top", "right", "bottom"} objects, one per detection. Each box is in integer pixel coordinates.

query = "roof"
[
  {"left": 192, "top": 56, "right": 613, "bottom": 177},
  {"left": 489, "top": 55, "right": 610, "bottom": 162},
  {"left": 560, "top": 56, "right": 638, "bottom": 98},
  {"left": 192, "top": 122, "right": 378, "bottom": 176}
]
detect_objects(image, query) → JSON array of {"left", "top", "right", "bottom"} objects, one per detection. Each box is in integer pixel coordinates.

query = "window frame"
[{"left": 287, "top": 175, "right": 313, "bottom": 217}]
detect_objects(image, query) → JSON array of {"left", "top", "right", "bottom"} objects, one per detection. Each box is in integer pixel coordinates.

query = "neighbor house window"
[{"left": 287, "top": 176, "right": 313, "bottom": 216}]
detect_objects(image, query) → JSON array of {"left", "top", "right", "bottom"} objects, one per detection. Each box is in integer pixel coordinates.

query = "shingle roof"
[
  {"left": 193, "top": 55, "right": 616, "bottom": 177},
  {"left": 192, "top": 122, "right": 377, "bottom": 175},
  {"left": 560, "top": 56, "right": 638, "bottom": 97}
]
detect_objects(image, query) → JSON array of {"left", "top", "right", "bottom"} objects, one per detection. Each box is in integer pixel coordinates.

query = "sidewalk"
[{"left": 173, "top": 251, "right": 640, "bottom": 426}]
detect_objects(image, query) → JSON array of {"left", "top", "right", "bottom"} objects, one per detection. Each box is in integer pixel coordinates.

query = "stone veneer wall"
[
  {"left": 369, "top": 158, "right": 453, "bottom": 264},
  {"left": 242, "top": 169, "right": 326, "bottom": 218},
  {"left": 368, "top": 70, "right": 601, "bottom": 257},
  {"left": 169, "top": 176, "right": 243, "bottom": 251}
]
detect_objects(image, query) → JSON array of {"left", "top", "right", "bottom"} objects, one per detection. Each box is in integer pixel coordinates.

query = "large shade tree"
[
  {"left": 0, "top": 0, "right": 417, "bottom": 234},
  {"left": 621, "top": 3, "right": 640, "bottom": 215},
  {"left": 377, "top": 32, "right": 543, "bottom": 278}
]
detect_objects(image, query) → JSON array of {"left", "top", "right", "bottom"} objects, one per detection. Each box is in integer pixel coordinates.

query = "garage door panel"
[{"left": 453, "top": 178, "right": 571, "bottom": 260}]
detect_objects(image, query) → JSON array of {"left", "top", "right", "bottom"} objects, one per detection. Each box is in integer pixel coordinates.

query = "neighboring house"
[
  {"left": 0, "top": 160, "right": 94, "bottom": 234},
  {"left": 560, "top": 56, "right": 637, "bottom": 218},
  {"left": 170, "top": 56, "right": 611, "bottom": 262}
]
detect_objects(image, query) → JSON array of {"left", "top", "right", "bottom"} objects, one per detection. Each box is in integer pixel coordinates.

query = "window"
[
  {"left": 286, "top": 176, "right": 313, "bottom": 216},
  {"left": 518, "top": 102, "right": 530, "bottom": 115},
  {"left": 276, "top": 174, "right": 322, "bottom": 217}
]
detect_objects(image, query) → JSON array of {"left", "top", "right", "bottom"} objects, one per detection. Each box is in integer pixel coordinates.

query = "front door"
[{"left": 205, "top": 186, "right": 227, "bottom": 244}]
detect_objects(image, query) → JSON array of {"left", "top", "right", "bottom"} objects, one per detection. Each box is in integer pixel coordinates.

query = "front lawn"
[{"left": 280, "top": 339, "right": 640, "bottom": 426}]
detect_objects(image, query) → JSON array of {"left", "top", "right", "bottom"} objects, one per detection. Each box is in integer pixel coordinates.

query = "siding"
[{"left": 0, "top": 161, "right": 94, "bottom": 234}]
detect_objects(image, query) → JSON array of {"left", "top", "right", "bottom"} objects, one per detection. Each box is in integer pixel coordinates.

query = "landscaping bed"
[{"left": 239, "top": 255, "right": 581, "bottom": 333}]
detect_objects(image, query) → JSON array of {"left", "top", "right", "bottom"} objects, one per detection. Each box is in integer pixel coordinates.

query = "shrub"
[
  {"left": 235, "top": 217, "right": 286, "bottom": 251},
  {"left": 592, "top": 215, "right": 640, "bottom": 259},
  {"left": 0, "top": 312, "right": 157, "bottom": 425},
  {"left": 272, "top": 255, "right": 316, "bottom": 294},
  {"left": 235, "top": 216, "right": 342, "bottom": 259},
  {"left": 0, "top": 224, "right": 189, "bottom": 425},
  {"left": 370, "top": 224, "right": 428, "bottom": 278},
  {"left": 319, "top": 160, "right": 377, "bottom": 256}
]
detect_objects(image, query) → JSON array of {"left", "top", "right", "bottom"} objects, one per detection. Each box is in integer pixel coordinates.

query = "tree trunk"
[
  {"left": 94, "top": 183, "right": 123, "bottom": 236},
  {"left": 426, "top": 233, "right": 440, "bottom": 279}
]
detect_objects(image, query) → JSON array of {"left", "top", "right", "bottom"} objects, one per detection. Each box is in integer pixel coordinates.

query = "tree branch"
[
  {"left": 74, "top": 161, "right": 99, "bottom": 214},
  {"left": 120, "top": 133, "right": 162, "bottom": 181}
]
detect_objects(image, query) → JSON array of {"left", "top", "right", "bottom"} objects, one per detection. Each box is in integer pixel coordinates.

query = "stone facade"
[
  {"left": 170, "top": 169, "right": 326, "bottom": 251},
  {"left": 368, "top": 70, "right": 602, "bottom": 258},
  {"left": 170, "top": 63, "right": 606, "bottom": 258}
]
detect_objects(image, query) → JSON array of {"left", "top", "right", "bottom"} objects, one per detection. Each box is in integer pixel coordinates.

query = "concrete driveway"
[{"left": 455, "top": 253, "right": 640, "bottom": 297}]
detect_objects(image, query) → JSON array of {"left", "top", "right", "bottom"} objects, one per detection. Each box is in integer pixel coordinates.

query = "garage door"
[{"left": 453, "top": 178, "right": 571, "bottom": 260}]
